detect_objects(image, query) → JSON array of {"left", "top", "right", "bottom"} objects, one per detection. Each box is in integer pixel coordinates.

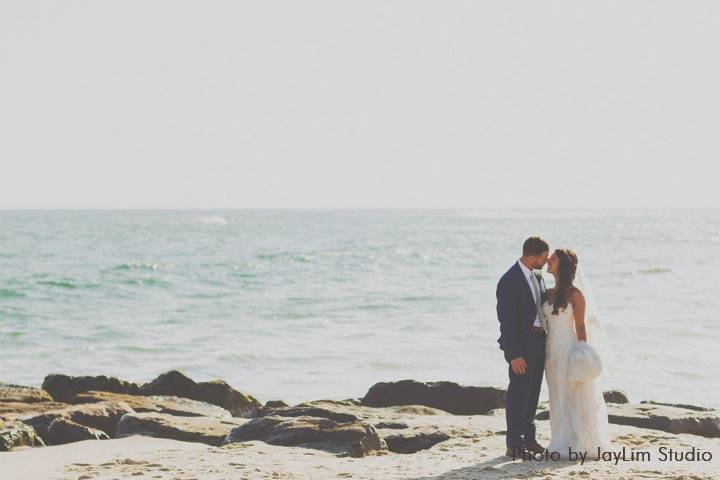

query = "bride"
[{"left": 543, "top": 248, "right": 611, "bottom": 458}]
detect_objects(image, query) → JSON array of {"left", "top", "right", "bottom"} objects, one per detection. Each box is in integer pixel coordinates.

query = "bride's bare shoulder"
[{"left": 568, "top": 287, "right": 585, "bottom": 304}]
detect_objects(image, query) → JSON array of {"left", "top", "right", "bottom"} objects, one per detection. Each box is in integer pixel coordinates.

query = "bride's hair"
[{"left": 553, "top": 248, "right": 579, "bottom": 315}]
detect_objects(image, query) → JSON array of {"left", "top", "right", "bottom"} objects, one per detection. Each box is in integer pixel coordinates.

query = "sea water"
[{"left": 1, "top": 209, "right": 718, "bottom": 407}]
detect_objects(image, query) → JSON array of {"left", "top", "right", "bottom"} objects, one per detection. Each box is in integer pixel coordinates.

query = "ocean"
[{"left": 1, "top": 209, "right": 718, "bottom": 408}]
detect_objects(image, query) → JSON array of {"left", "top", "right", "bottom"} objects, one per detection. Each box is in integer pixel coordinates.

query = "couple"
[{"left": 496, "top": 236, "right": 610, "bottom": 459}]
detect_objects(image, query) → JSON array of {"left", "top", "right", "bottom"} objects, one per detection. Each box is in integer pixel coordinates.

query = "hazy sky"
[{"left": 1, "top": 2, "right": 718, "bottom": 209}]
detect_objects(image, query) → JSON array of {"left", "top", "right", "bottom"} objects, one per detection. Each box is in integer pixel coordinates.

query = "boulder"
[
  {"left": 140, "top": 371, "right": 260, "bottom": 417},
  {"left": 536, "top": 403, "right": 720, "bottom": 438},
  {"left": 603, "top": 390, "right": 629, "bottom": 404},
  {"left": 70, "top": 391, "right": 231, "bottom": 418},
  {"left": 0, "top": 384, "right": 53, "bottom": 403},
  {"left": 0, "top": 401, "right": 69, "bottom": 421},
  {"left": 117, "top": 412, "right": 245, "bottom": 446},
  {"left": 257, "top": 404, "right": 358, "bottom": 423},
  {"left": 42, "top": 374, "right": 141, "bottom": 402},
  {"left": 0, "top": 420, "right": 44, "bottom": 451},
  {"left": 384, "top": 431, "right": 451, "bottom": 454},
  {"left": 47, "top": 418, "right": 110, "bottom": 445},
  {"left": 22, "top": 401, "right": 134, "bottom": 442},
  {"left": 640, "top": 400, "right": 713, "bottom": 412},
  {"left": 606, "top": 403, "right": 720, "bottom": 438},
  {"left": 264, "top": 400, "right": 289, "bottom": 409},
  {"left": 375, "top": 421, "right": 409, "bottom": 430},
  {"left": 361, "top": 380, "right": 506, "bottom": 415},
  {"left": 224, "top": 415, "right": 386, "bottom": 457}
]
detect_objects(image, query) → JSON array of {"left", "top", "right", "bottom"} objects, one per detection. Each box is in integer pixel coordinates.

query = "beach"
[{"left": 2, "top": 373, "right": 719, "bottom": 479}]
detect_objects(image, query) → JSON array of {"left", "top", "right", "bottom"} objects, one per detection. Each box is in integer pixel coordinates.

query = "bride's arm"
[{"left": 570, "top": 289, "right": 588, "bottom": 342}]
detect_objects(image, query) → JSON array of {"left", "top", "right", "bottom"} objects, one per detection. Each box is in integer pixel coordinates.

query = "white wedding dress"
[{"left": 543, "top": 300, "right": 611, "bottom": 457}]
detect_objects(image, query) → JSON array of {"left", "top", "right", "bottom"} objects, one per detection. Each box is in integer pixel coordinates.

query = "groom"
[{"left": 496, "top": 236, "right": 549, "bottom": 458}]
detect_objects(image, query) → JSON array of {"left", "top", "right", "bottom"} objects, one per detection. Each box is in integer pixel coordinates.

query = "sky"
[{"left": 1, "top": 1, "right": 719, "bottom": 209}]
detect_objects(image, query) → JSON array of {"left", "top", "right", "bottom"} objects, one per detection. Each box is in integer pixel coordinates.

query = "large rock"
[
  {"left": 535, "top": 403, "right": 720, "bottom": 438},
  {"left": 640, "top": 400, "right": 713, "bottom": 412},
  {"left": 361, "top": 380, "right": 506, "bottom": 415},
  {"left": 224, "top": 415, "right": 386, "bottom": 457},
  {"left": 117, "top": 412, "right": 245, "bottom": 446},
  {"left": 603, "top": 390, "right": 629, "bottom": 404},
  {"left": 42, "top": 374, "right": 141, "bottom": 402},
  {"left": 384, "top": 431, "right": 451, "bottom": 454},
  {"left": 257, "top": 404, "right": 359, "bottom": 423},
  {"left": 22, "top": 401, "right": 135, "bottom": 443},
  {"left": 0, "top": 420, "right": 44, "bottom": 451},
  {"left": 140, "top": 371, "right": 260, "bottom": 417},
  {"left": 607, "top": 403, "right": 720, "bottom": 438},
  {"left": 46, "top": 418, "right": 110, "bottom": 445},
  {"left": 0, "top": 401, "right": 69, "bottom": 421},
  {"left": 1, "top": 384, "right": 53, "bottom": 403},
  {"left": 70, "top": 391, "right": 231, "bottom": 418}
]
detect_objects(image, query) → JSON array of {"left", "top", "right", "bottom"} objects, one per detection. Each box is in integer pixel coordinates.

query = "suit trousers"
[{"left": 505, "top": 332, "right": 546, "bottom": 449}]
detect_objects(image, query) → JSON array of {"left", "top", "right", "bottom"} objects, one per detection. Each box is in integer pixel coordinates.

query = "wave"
[
  {"left": 108, "top": 263, "right": 162, "bottom": 272},
  {"left": 36, "top": 279, "right": 100, "bottom": 289},
  {"left": 0, "top": 288, "right": 25, "bottom": 298},
  {"left": 636, "top": 268, "right": 672, "bottom": 275}
]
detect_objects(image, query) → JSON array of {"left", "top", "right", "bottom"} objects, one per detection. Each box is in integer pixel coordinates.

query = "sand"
[{"left": 3, "top": 410, "right": 718, "bottom": 480}]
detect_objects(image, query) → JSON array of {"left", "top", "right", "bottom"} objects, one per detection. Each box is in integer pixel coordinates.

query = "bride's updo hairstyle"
[{"left": 553, "top": 248, "right": 579, "bottom": 315}]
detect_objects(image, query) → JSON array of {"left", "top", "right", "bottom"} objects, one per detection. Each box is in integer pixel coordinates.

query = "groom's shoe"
[
  {"left": 523, "top": 441, "right": 545, "bottom": 454},
  {"left": 505, "top": 447, "right": 525, "bottom": 459}
]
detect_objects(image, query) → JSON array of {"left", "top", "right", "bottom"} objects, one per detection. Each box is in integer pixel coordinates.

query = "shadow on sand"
[{"left": 408, "top": 454, "right": 575, "bottom": 480}]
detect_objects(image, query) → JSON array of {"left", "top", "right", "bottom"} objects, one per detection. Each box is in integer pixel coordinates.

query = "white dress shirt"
[{"left": 517, "top": 259, "right": 542, "bottom": 328}]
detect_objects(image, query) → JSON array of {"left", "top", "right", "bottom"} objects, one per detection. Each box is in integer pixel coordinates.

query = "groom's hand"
[{"left": 510, "top": 357, "right": 527, "bottom": 375}]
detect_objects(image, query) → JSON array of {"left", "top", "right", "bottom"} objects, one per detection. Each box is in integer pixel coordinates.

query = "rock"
[
  {"left": 257, "top": 404, "right": 358, "bottom": 423},
  {"left": 0, "top": 384, "right": 53, "bottom": 403},
  {"left": 384, "top": 431, "right": 451, "bottom": 454},
  {"left": 117, "top": 412, "right": 245, "bottom": 446},
  {"left": 375, "top": 421, "right": 409, "bottom": 430},
  {"left": 640, "top": 400, "right": 713, "bottom": 412},
  {"left": 70, "top": 391, "right": 231, "bottom": 418},
  {"left": 535, "top": 410, "right": 549, "bottom": 420},
  {"left": 607, "top": 403, "right": 720, "bottom": 438},
  {"left": 0, "top": 401, "right": 69, "bottom": 421},
  {"left": 46, "top": 418, "right": 110, "bottom": 445},
  {"left": 264, "top": 400, "right": 289, "bottom": 409},
  {"left": 536, "top": 403, "right": 720, "bottom": 438},
  {"left": 391, "top": 405, "right": 445, "bottom": 416},
  {"left": 361, "top": 380, "right": 506, "bottom": 415},
  {"left": 603, "top": 390, "right": 629, "bottom": 404},
  {"left": 22, "top": 401, "right": 135, "bottom": 442},
  {"left": 0, "top": 420, "right": 44, "bottom": 451},
  {"left": 140, "top": 371, "right": 261, "bottom": 417},
  {"left": 224, "top": 415, "right": 386, "bottom": 457},
  {"left": 42, "top": 374, "right": 141, "bottom": 402}
]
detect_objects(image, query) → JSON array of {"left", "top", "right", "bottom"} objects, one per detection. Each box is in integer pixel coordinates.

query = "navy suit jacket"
[{"left": 496, "top": 262, "right": 542, "bottom": 363}]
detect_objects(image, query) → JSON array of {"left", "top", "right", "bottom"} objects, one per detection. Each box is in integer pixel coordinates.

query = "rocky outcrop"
[
  {"left": 117, "top": 412, "right": 245, "bottom": 446},
  {"left": 1, "top": 384, "right": 53, "bottom": 404},
  {"left": 42, "top": 374, "right": 141, "bottom": 402},
  {"left": 140, "top": 371, "right": 260, "bottom": 417},
  {"left": 640, "top": 400, "right": 713, "bottom": 412},
  {"left": 361, "top": 380, "right": 506, "bottom": 415},
  {"left": 603, "top": 390, "right": 629, "bottom": 404},
  {"left": 22, "top": 401, "right": 135, "bottom": 443},
  {"left": 607, "top": 403, "right": 720, "bottom": 438},
  {"left": 384, "top": 431, "right": 451, "bottom": 454},
  {"left": 536, "top": 403, "right": 719, "bottom": 438},
  {"left": 0, "top": 420, "right": 44, "bottom": 451},
  {"left": 257, "top": 404, "right": 359, "bottom": 423},
  {"left": 46, "top": 418, "right": 110, "bottom": 445},
  {"left": 70, "top": 391, "right": 231, "bottom": 418},
  {"left": 224, "top": 415, "right": 386, "bottom": 457}
]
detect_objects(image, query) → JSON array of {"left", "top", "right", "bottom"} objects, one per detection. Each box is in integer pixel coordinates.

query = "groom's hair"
[{"left": 522, "top": 236, "right": 549, "bottom": 256}]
